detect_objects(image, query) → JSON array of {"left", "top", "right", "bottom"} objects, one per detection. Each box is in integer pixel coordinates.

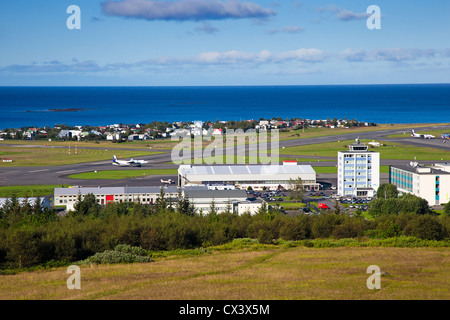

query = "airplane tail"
[{"left": 113, "top": 155, "right": 117, "bottom": 162}]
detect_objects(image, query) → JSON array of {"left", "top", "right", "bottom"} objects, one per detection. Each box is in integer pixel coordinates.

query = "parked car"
[{"left": 318, "top": 203, "right": 330, "bottom": 209}]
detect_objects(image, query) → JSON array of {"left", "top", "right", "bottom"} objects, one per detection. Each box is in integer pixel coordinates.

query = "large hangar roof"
[{"left": 179, "top": 164, "right": 316, "bottom": 176}]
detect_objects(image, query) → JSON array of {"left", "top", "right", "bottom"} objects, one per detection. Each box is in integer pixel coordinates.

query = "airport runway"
[{"left": 1, "top": 124, "right": 450, "bottom": 188}]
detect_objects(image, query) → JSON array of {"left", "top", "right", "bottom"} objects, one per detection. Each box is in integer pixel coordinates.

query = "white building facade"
[
  {"left": 337, "top": 141, "right": 380, "bottom": 197},
  {"left": 183, "top": 188, "right": 264, "bottom": 215},
  {"left": 390, "top": 163, "right": 450, "bottom": 206},
  {"left": 178, "top": 163, "right": 319, "bottom": 191},
  {"left": 54, "top": 186, "right": 179, "bottom": 211}
]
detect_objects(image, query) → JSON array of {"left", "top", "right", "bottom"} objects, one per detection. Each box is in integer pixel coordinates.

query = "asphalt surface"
[{"left": 1, "top": 124, "right": 450, "bottom": 188}]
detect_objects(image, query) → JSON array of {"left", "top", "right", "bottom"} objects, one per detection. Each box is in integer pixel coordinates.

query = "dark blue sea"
[{"left": 0, "top": 84, "right": 449, "bottom": 128}]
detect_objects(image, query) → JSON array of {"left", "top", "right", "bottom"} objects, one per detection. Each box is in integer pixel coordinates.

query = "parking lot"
[{"left": 246, "top": 183, "right": 375, "bottom": 216}]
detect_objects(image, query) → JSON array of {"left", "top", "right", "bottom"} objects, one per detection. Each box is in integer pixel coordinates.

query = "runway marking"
[
  {"left": 56, "top": 170, "right": 77, "bottom": 174},
  {"left": 29, "top": 169, "right": 49, "bottom": 173}
]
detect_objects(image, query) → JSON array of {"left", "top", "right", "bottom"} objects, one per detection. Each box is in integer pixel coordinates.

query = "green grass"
[
  {"left": 0, "top": 145, "right": 163, "bottom": 167},
  {"left": 68, "top": 169, "right": 178, "bottom": 180},
  {"left": 280, "top": 139, "right": 450, "bottom": 161},
  {"left": 1, "top": 240, "right": 449, "bottom": 299},
  {"left": 278, "top": 202, "right": 306, "bottom": 209},
  {"left": 387, "top": 129, "right": 450, "bottom": 139},
  {"left": 0, "top": 185, "right": 65, "bottom": 197}
]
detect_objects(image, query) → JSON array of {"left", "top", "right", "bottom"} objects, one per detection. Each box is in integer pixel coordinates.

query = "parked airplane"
[
  {"left": 112, "top": 155, "right": 132, "bottom": 166},
  {"left": 131, "top": 159, "right": 149, "bottom": 166},
  {"left": 411, "top": 130, "right": 435, "bottom": 139},
  {"left": 112, "top": 155, "right": 148, "bottom": 167},
  {"left": 161, "top": 179, "right": 174, "bottom": 184}
]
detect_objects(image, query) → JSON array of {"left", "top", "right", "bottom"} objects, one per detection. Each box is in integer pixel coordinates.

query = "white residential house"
[
  {"left": 58, "top": 130, "right": 82, "bottom": 140},
  {"left": 106, "top": 133, "right": 122, "bottom": 141}
]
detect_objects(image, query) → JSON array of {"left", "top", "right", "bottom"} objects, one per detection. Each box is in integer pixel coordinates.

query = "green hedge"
[{"left": 1, "top": 211, "right": 450, "bottom": 270}]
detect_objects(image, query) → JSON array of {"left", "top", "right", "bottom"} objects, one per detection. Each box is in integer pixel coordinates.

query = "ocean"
[{"left": 0, "top": 84, "right": 449, "bottom": 129}]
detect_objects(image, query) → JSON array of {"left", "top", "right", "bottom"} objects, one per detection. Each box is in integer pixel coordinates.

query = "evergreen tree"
[
  {"left": 73, "top": 193, "right": 101, "bottom": 217},
  {"left": 377, "top": 183, "right": 399, "bottom": 199},
  {"left": 288, "top": 177, "right": 304, "bottom": 203}
]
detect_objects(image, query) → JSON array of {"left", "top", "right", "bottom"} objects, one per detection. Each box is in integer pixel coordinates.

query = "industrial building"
[
  {"left": 390, "top": 162, "right": 450, "bottom": 206},
  {"left": 0, "top": 197, "right": 51, "bottom": 210},
  {"left": 54, "top": 185, "right": 264, "bottom": 214},
  {"left": 177, "top": 162, "right": 319, "bottom": 191},
  {"left": 183, "top": 188, "right": 264, "bottom": 215},
  {"left": 54, "top": 186, "right": 179, "bottom": 212},
  {"left": 337, "top": 139, "right": 380, "bottom": 197}
]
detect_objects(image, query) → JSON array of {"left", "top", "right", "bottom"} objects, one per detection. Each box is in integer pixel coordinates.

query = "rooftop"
[
  {"left": 184, "top": 189, "right": 247, "bottom": 199},
  {"left": 391, "top": 163, "right": 450, "bottom": 175},
  {"left": 54, "top": 186, "right": 179, "bottom": 196},
  {"left": 178, "top": 164, "right": 316, "bottom": 176}
]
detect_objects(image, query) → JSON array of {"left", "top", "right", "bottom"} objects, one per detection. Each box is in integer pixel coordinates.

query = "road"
[{"left": 1, "top": 124, "right": 450, "bottom": 188}]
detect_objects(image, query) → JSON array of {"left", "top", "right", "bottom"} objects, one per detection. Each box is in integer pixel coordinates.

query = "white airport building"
[
  {"left": 0, "top": 197, "right": 51, "bottom": 210},
  {"left": 183, "top": 188, "right": 264, "bottom": 215},
  {"left": 390, "top": 162, "right": 450, "bottom": 206},
  {"left": 54, "top": 185, "right": 264, "bottom": 214},
  {"left": 54, "top": 186, "right": 179, "bottom": 212},
  {"left": 177, "top": 162, "right": 319, "bottom": 191},
  {"left": 337, "top": 139, "right": 380, "bottom": 197}
]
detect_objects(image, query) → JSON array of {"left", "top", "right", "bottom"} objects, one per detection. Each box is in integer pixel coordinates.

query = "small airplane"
[
  {"left": 112, "top": 155, "right": 148, "bottom": 167},
  {"left": 130, "top": 158, "right": 149, "bottom": 166},
  {"left": 112, "top": 155, "right": 132, "bottom": 166},
  {"left": 411, "top": 130, "right": 435, "bottom": 139},
  {"left": 161, "top": 179, "right": 174, "bottom": 184}
]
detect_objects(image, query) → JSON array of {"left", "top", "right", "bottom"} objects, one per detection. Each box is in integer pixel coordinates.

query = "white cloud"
[
  {"left": 266, "top": 26, "right": 304, "bottom": 35},
  {"left": 318, "top": 5, "right": 370, "bottom": 21},
  {"left": 101, "top": 0, "right": 277, "bottom": 21}
]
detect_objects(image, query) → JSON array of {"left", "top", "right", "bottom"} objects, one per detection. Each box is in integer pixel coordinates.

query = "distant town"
[{"left": 0, "top": 117, "right": 376, "bottom": 142}]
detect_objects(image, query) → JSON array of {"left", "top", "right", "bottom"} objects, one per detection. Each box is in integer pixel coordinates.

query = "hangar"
[{"left": 178, "top": 162, "right": 319, "bottom": 191}]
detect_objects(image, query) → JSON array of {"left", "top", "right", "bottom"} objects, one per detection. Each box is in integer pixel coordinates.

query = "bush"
[
  {"left": 279, "top": 216, "right": 311, "bottom": 241},
  {"left": 78, "top": 250, "right": 152, "bottom": 264},
  {"left": 404, "top": 215, "right": 445, "bottom": 240},
  {"left": 78, "top": 244, "right": 152, "bottom": 265},
  {"left": 114, "top": 244, "right": 149, "bottom": 256},
  {"left": 311, "top": 214, "right": 342, "bottom": 238},
  {"left": 6, "top": 229, "right": 54, "bottom": 268}
]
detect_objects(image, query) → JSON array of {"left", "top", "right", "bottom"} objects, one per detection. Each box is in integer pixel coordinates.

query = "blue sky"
[{"left": 0, "top": 0, "right": 449, "bottom": 86}]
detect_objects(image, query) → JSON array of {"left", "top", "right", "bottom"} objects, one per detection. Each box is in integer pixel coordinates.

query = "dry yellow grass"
[{"left": 0, "top": 246, "right": 449, "bottom": 300}]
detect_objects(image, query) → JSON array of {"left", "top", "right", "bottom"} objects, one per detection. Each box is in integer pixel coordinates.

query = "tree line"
[{"left": 0, "top": 186, "right": 449, "bottom": 270}]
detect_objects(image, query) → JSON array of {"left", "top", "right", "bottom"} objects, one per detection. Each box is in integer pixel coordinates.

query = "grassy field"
[
  {"left": 0, "top": 139, "right": 177, "bottom": 150},
  {"left": 0, "top": 145, "right": 163, "bottom": 167},
  {"left": 0, "top": 185, "right": 64, "bottom": 197},
  {"left": 387, "top": 128, "right": 450, "bottom": 139},
  {"left": 277, "top": 123, "right": 450, "bottom": 141},
  {"left": 0, "top": 245, "right": 448, "bottom": 300},
  {"left": 280, "top": 139, "right": 450, "bottom": 161},
  {"left": 68, "top": 169, "right": 178, "bottom": 180}
]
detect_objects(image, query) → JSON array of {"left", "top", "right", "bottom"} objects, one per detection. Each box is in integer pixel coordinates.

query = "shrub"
[
  {"left": 404, "top": 215, "right": 445, "bottom": 240},
  {"left": 6, "top": 229, "right": 54, "bottom": 268},
  {"left": 311, "top": 214, "right": 342, "bottom": 238},
  {"left": 279, "top": 216, "right": 311, "bottom": 241},
  {"left": 78, "top": 250, "right": 152, "bottom": 264},
  {"left": 114, "top": 244, "right": 149, "bottom": 256},
  {"left": 78, "top": 244, "right": 152, "bottom": 265}
]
